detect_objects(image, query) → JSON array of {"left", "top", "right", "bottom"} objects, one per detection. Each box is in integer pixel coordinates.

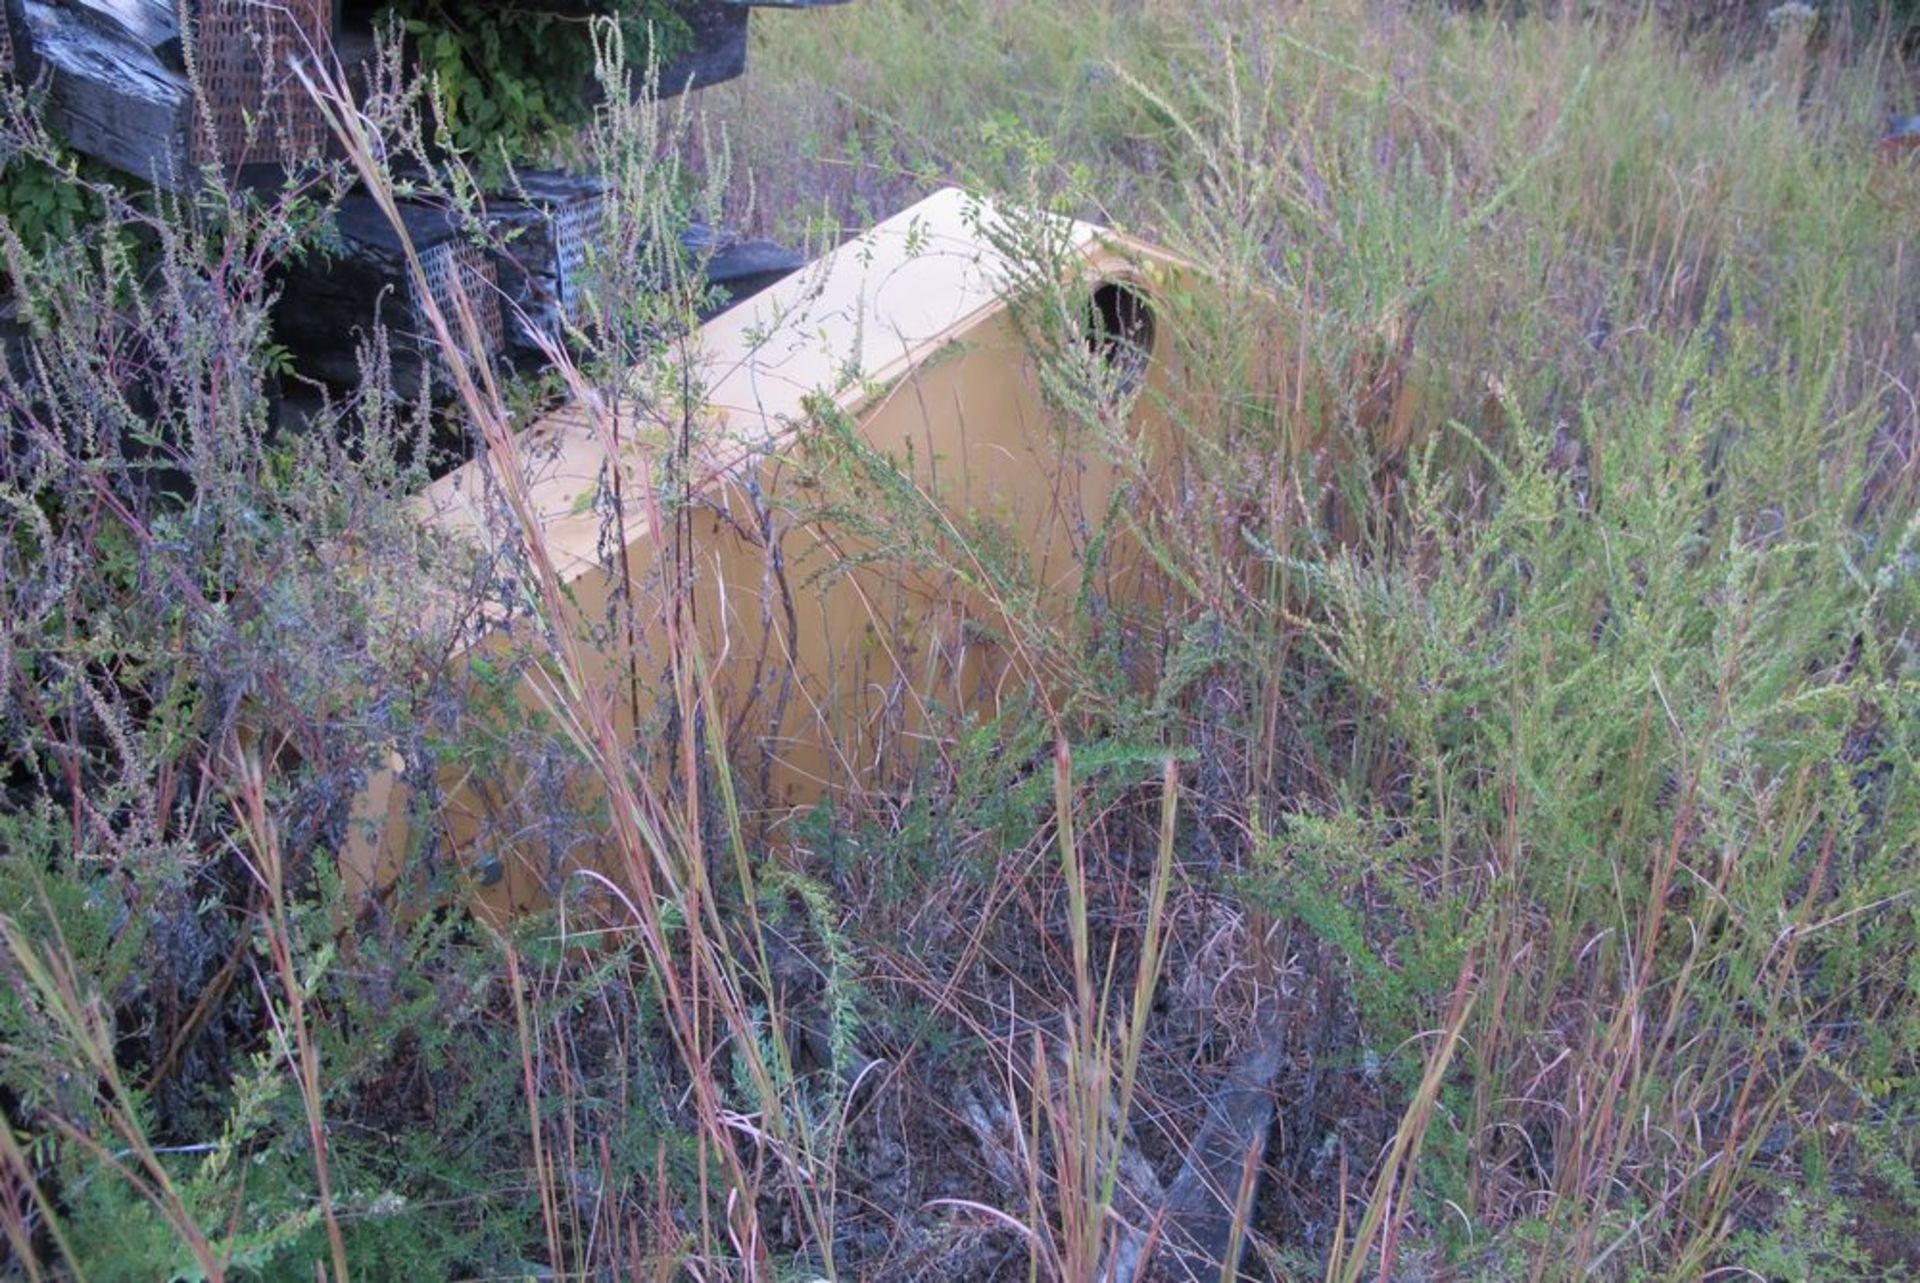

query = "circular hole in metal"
[{"left": 1086, "top": 280, "right": 1155, "bottom": 397}]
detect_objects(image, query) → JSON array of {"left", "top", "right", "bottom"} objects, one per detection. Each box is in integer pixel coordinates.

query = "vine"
[
  {"left": 0, "top": 150, "right": 109, "bottom": 258},
  {"left": 384, "top": 0, "right": 696, "bottom": 174}
]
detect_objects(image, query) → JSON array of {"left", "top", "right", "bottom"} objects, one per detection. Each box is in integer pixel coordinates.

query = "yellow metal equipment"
[{"left": 345, "top": 187, "right": 1219, "bottom": 918}]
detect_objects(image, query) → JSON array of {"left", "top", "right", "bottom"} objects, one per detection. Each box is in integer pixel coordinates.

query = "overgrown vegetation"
[
  {"left": 2, "top": 1, "right": 1917, "bottom": 1279},
  {"left": 387, "top": 0, "right": 696, "bottom": 171}
]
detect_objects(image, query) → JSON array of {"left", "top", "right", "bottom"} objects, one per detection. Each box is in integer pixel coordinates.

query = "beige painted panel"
[{"left": 346, "top": 188, "right": 1203, "bottom": 918}]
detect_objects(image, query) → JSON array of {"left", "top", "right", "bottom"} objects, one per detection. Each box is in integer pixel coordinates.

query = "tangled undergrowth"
[{"left": 2, "top": 1, "right": 1918, "bottom": 1280}]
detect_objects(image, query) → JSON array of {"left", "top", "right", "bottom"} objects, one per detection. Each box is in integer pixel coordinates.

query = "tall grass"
[
  {"left": 0, "top": 1, "right": 1914, "bottom": 1280},
  {"left": 709, "top": 1, "right": 1918, "bottom": 1275}
]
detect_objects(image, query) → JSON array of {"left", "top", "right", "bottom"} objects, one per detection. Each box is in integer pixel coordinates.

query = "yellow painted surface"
[{"left": 345, "top": 188, "right": 1207, "bottom": 917}]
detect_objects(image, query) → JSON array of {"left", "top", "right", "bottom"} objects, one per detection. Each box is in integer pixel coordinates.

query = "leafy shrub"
[
  {"left": 0, "top": 153, "right": 103, "bottom": 255},
  {"left": 388, "top": 0, "right": 695, "bottom": 173}
]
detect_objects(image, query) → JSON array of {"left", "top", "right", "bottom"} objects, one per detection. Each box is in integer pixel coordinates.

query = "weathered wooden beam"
[
  {"left": 684, "top": 221, "right": 805, "bottom": 311},
  {"left": 7, "top": 0, "right": 193, "bottom": 184},
  {"left": 656, "top": 0, "right": 747, "bottom": 94}
]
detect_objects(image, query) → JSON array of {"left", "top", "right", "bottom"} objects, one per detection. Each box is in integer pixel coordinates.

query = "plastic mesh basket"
[
  {"left": 417, "top": 235, "right": 506, "bottom": 368},
  {"left": 190, "top": 0, "right": 334, "bottom": 170},
  {"left": 483, "top": 174, "right": 606, "bottom": 353},
  {"left": 548, "top": 188, "right": 604, "bottom": 321}
]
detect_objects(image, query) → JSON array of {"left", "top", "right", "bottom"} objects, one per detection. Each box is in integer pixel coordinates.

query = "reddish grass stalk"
[
  {"left": 230, "top": 747, "right": 351, "bottom": 1283},
  {"left": 503, "top": 940, "right": 567, "bottom": 1272},
  {"left": 296, "top": 48, "right": 847, "bottom": 1275},
  {"left": 1331, "top": 954, "right": 1478, "bottom": 1283}
]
